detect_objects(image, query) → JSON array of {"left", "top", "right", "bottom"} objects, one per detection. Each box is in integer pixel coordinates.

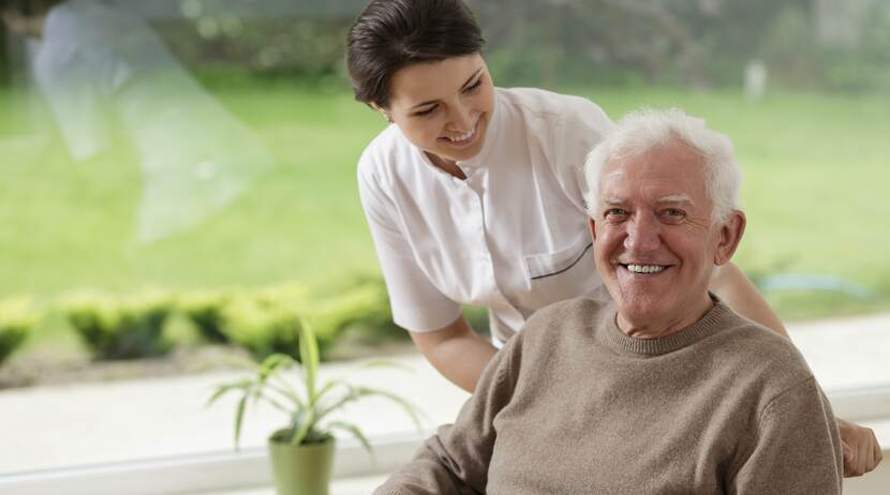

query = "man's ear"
[
  {"left": 588, "top": 217, "right": 597, "bottom": 242},
  {"left": 714, "top": 210, "right": 746, "bottom": 265}
]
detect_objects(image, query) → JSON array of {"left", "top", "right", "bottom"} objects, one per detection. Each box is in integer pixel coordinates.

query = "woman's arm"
[
  {"left": 709, "top": 262, "right": 787, "bottom": 336},
  {"left": 410, "top": 314, "right": 497, "bottom": 393}
]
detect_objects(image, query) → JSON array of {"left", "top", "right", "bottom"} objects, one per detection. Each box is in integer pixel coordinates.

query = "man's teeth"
[{"left": 626, "top": 264, "right": 666, "bottom": 274}]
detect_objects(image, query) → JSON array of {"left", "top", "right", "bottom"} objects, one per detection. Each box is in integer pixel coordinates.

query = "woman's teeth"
[
  {"left": 446, "top": 127, "right": 475, "bottom": 143},
  {"left": 626, "top": 264, "right": 666, "bottom": 274}
]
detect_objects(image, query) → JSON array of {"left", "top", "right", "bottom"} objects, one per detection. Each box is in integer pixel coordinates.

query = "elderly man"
[{"left": 375, "top": 108, "right": 846, "bottom": 494}]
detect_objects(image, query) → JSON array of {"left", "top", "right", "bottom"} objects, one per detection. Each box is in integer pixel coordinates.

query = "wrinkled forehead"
[{"left": 597, "top": 146, "right": 709, "bottom": 206}]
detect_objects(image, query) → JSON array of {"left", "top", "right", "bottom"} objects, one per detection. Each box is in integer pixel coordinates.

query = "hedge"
[
  {"left": 0, "top": 297, "right": 37, "bottom": 365},
  {"left": 61, "top": 291, "right": 174, "bottom": 360}
]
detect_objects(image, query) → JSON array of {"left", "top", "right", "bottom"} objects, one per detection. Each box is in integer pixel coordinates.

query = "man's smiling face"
[{"left": 590, "top": 139, "right": 730, "bottom": 335}]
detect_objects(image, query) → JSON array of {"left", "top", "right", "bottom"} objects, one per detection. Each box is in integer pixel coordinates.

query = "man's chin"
[{"left": 614, "top": 299, "right": 672, "bottom": 330}]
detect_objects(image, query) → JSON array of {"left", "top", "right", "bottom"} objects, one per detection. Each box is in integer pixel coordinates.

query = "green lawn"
[{"left": 2, "top": 84, "right": 889, "bottom": 321}]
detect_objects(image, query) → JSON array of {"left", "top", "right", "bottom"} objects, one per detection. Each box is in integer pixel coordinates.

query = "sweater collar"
[{"left": 600, "top": 295, "right": 732, "bottom": 357}]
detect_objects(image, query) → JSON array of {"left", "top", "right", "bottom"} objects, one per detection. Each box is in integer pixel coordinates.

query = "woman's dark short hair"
[{"left": 347, "top": 0, "right": 485, "bottom": 109}]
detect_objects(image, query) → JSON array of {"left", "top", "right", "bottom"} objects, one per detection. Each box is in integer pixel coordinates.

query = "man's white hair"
[{"left": 583, "top": 108, "right": 742, "bottom": 224}]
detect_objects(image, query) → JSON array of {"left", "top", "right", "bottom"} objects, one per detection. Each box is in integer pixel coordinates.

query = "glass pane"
[{"left": 1, "top": 0, "right": 888, "bottom": 482}]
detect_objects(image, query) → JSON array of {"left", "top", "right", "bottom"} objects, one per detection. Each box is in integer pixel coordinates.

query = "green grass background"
[{"left": 2, "top": 84, "right": 889, "bottom": 321}]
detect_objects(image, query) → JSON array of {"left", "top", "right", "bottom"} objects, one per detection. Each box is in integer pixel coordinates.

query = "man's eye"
[
  {"left": 604, "top": 208, "right": 628, "bottom": 219},
  {"left": 661, "top": 208, "right": 686, "bottom": 221},
  {"left": 412, "top": 105, "right": 438, "bottom": 117}
]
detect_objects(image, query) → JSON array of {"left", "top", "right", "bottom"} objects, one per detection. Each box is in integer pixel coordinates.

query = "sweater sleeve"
[
  {"left": 729, "top": 377, "right": 843, "bottom": 495},
  {"left": 373, "top": 334, "right": 523, "bottom": 494}
]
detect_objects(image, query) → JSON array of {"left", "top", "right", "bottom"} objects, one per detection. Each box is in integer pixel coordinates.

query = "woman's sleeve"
[
  {"left": 550, "top": 95, "right": 614, "bottom": 214},
  {"left": 357, "top": 159, "right": 462, "bottom": 332},
  {"left": 373, "top": 331, "right": 523, "bottom": 494}
]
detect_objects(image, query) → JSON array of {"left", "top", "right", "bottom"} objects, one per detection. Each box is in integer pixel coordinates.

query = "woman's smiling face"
[{"left": 383, "top": 53, "right": 495, "bottom": 165}]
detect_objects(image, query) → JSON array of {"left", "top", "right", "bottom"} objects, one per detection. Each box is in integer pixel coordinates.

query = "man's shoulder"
[
  {"left": 520, "top": 292, "right": 612, "bottom": 344},
  {"left": 712, "top": 311, "right": 817, "bottom": 395}
]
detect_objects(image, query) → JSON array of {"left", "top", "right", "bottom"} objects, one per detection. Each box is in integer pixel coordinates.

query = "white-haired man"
[{"left": 375, "top": 108, "right": 849, "bottom": 494}]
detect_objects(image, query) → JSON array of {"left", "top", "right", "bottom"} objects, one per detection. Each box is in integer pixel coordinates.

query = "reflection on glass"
[{"left": 6, "top": 0, "right": 275, "bottom": 241}]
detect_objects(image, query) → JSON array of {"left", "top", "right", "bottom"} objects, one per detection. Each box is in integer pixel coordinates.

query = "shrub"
[
  {"left": 221, "top": 297, "right": 326, "bottom": 362},
  {"left": 61, "top": 291, "right": 174, "bottom": 360},
  {"left": 177, "top": 289, "right": 232, "bottom": 343},
  {"left": 314, "top": 276, "right": 402, "bottom": 342},
  {"left": 216, "top": 280, "right": 397, "bottom": 361},
  {"left": 0, "top": 297, "right": 37, "bottom": 366}
]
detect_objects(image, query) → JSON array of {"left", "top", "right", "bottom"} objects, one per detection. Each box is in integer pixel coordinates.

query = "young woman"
[{"left": 346, "top": 0, "right": 879, "bottom": 476}]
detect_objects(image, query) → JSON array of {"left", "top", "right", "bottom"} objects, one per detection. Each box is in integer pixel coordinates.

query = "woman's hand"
[{"left": 838, "top": 418, "right": 883, "bottom": 477}]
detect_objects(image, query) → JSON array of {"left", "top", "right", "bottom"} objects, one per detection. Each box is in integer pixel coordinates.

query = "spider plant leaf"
[
  {"left": 258, "top": 353, "right": 295, "bottom": 381},
  {"left": 290, "top": 407, "right": 316, "bottom": 447},
  {"left": 297, "top": 318, "right": 320, "bottom": 403},
  {"left": 313, "top": 385, "right": 361, "bottom": 424},
  {"left": 354, "top": 359, "right": 414, "bottom": 372},
  {"left": 233, "top": 391, "right": 249, "bottom": 450},
  {"left": 327, "top": 420, "right": 373, "bottom": 455},
  {"left": 206, "top": 379, "right": 253, "bottom": 407},
  {"left": 268, "top": 381, "right": 305, "bottom": 409},
  {"left": 315, "top": 378, "right": 351, "bottom": 404},
  {"left": 256, "top": 390, "right": 292, "bottom": 415},
  {"left": 355, "top": 386, "right": 425, "bottom": 430}
]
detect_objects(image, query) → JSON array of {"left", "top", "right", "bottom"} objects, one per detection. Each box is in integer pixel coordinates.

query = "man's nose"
[{"left": 623, "top": 213, "right": 661, "bottom": 253}]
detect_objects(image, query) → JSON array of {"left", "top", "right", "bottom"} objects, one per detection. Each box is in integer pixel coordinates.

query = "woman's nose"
[{"left": 449, "top": 102, "right": 475, "bottom": 131}]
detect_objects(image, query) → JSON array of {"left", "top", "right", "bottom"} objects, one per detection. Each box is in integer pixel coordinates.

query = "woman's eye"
[
  {"left": 463, "top": 78, "right": 483, "bottom": 93},
  {"left": 412, "top": 105, "right": 438, "bottom": 117}
]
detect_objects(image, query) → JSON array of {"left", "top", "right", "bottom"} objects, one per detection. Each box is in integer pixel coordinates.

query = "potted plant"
[{"left": 208, "top": 318, "right": 422, "bottom": 495}]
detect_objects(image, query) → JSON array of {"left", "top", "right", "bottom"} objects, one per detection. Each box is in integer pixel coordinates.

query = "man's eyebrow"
[
  {"left": 656, "top": 194, "right": 694, "bottom": 205},
  {"left": 601, "top": 197, "right": 626, "bottom": 206},
  {"left": 410, "top": 67, "right": 484, "bottom": 111}
]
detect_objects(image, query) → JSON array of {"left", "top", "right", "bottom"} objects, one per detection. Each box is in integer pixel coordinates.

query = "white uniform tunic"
[{"left": 357, "top": 87, "right": 613, "bottom": 344}]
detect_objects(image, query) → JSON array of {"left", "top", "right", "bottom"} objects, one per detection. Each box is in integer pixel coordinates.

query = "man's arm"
[
  {"left": 730, "top": 378, "right": 843, "bottom": 494},
  {"left": 711, "top": 262, "right": 883, "bottom": 476},
  {"left": 374, "top": 330, "right": 522, "bottom": 494}
]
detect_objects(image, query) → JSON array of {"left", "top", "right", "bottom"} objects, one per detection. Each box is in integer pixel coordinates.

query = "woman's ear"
[{"left": 369, "top": 103, "right": 392, "bottom": 123}]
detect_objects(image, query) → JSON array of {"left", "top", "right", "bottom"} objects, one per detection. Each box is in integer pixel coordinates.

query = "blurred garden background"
[{"left": 1, "top": 0, "right": 889, "bottom": 389}]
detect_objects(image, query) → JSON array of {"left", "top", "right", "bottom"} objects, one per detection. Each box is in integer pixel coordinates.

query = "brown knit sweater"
[{"left": 375, "top": 296, "right": 843, "bottom": 494}]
